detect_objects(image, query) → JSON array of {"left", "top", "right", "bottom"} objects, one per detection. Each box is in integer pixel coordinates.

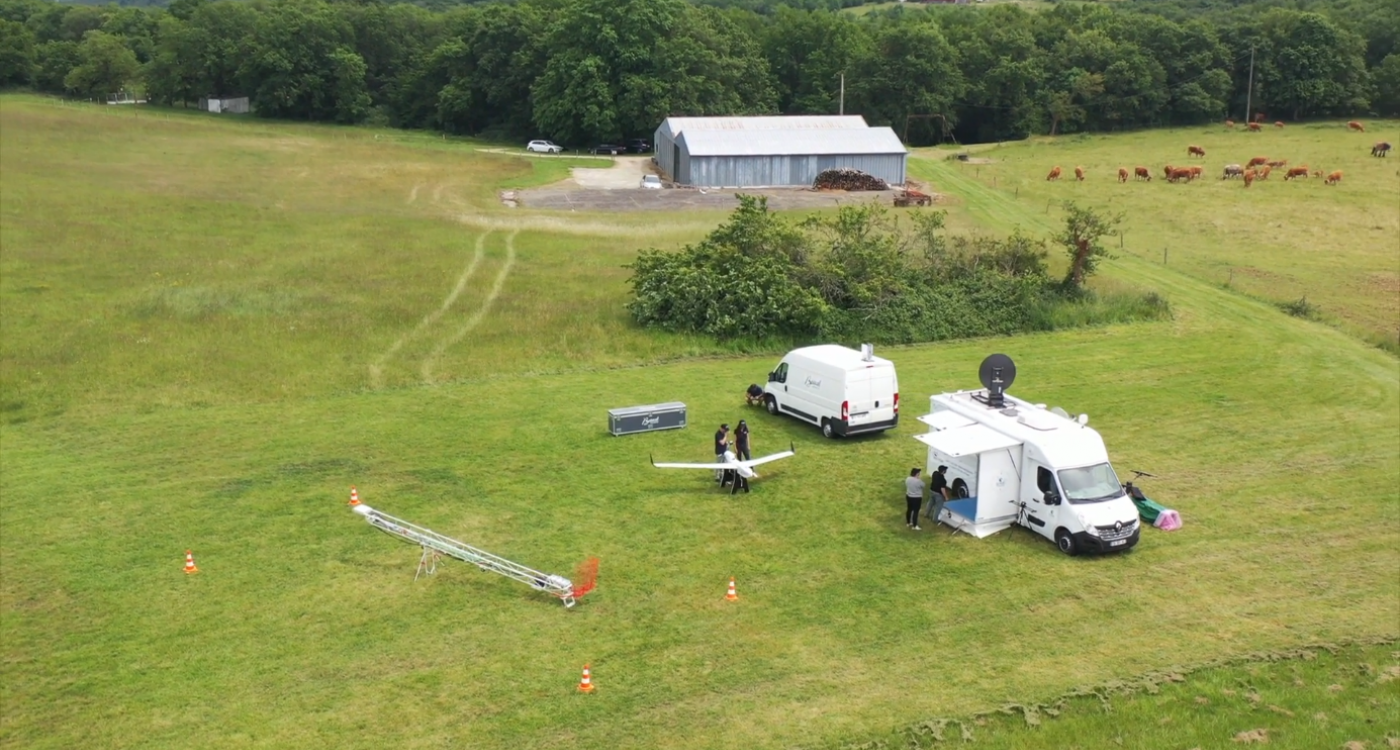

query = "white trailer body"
[
  {"left": 915, "top": 390, "right": 1140, "bottom": 555},
  {"left": 764, "top": 344, "right": 899, "bottom": 439}
]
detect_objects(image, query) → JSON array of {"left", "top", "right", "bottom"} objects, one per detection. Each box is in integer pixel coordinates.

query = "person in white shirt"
[{"left": 904, "top": 468, "right": 925, "bottom": 530}]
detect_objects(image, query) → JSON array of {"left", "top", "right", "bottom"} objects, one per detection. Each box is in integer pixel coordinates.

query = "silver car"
[
  {"left": 526, "top": 140, "right": 563, "bottom": 154},
  {"left": 640, "top": 175, "right": 663, "bottom": 189}
]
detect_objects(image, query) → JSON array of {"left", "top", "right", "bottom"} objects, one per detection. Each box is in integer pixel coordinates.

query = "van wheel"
[
  {"left": 765, "top": 395, "right": 778, "bottom": 416},
  {"left": 821, "top": 419, "right": 836, "bottom": 439},
  {"left": 1055, "top": 529, "right": 1078, "bottom": 556},
  {"left": 952, "top": 479, "right": 969, "bottom": 498}
]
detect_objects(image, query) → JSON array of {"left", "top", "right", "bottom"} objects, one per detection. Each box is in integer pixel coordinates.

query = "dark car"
[
  {"left": 590, "top": 144, "right": 625, "bottom": 155},
  {"left": 627, "top": 138, "right": 651, "bottom": 153}
]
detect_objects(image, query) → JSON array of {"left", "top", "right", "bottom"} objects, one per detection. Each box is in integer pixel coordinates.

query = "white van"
[
  {"left": 916, "top": 386, "right": 1141, "bottom": 556},
  {"left": 763, "top": 344, "right": 899, "bottom": 438}
]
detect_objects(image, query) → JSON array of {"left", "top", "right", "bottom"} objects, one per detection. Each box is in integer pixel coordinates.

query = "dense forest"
[{"left": 0, "top": 0, "right": 1394, "bottom": 145}]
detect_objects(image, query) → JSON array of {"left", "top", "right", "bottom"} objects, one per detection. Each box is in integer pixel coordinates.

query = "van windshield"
[{"left": 1058, "top": 463, "right": 1123, "bottom": 504}]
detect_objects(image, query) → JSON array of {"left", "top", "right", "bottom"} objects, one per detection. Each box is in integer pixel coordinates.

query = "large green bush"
[{"left": 627, "top": 197, "right": 1167, "bottom": 345}]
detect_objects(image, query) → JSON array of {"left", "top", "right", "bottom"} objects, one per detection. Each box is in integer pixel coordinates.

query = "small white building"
[{"left": 199, "top": 97, "right": 250, "bottom": 114}]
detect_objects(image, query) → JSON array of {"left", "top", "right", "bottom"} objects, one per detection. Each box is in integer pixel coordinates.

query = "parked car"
[
  {"left": 640, "top": 175, "right": 663, "bottom": 189},
  {"left": 526, "top": 140, "right": 563, "bottom": 154},
  {"left": 590, "top": 143, "right": 625, "bottom": 155},
  {"left": 627, "top": 138, "right": 651, "bottom": 153}
]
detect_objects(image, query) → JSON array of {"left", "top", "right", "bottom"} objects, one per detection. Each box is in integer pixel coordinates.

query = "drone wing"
[
  {"left": 740, "top": 442, "right": 796, "bottom": 469},
  {"left": 651, "top": 456, "right": 730, "bottom": 470}
]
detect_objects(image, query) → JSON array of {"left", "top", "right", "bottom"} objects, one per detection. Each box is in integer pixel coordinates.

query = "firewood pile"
[{"left": 812, "top": 169, "right": 888, "bottom": 191}]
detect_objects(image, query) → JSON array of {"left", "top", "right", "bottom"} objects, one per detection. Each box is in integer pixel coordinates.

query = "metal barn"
[
  {"left": 654, "top": 116, "right": 873, "bottom": 184},
  {"left": 669, "top": 127, "right": 908, "bottom": 188}
]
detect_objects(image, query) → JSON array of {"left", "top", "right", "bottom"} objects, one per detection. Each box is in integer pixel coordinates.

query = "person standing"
[
  {"left": 735, "top": 420, "right": 751, "bottom": 461},
  {"left": 714, "top": 424, "right": 730, "bottom": 484},
  {"left": 905, "top": 468, "right": 925, "bottom": 530},
  {"left": 927, "top": 465, "right": 950, "bottom": 523}
]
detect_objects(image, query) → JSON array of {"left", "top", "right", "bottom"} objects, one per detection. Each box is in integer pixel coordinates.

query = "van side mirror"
[
  {"left": 767, "top": 371, "right": 775, "bottom": 383},
  {"left": 1044, "top": 491, "right": 1060, "bottom": 506}
]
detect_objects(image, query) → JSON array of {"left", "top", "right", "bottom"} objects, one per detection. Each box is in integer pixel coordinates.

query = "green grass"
[
  {"left": 851, "top": 640, "right": 1400, "bottom": 749},
  {"left": 908, "top": 122, "right": 1400, "bottom": 351},
  {"left": 1, "top": 95, "right": 1397, "bottom": 750},
  {"left": 0, "top": 97, "right": 725, "bottom": 421}
]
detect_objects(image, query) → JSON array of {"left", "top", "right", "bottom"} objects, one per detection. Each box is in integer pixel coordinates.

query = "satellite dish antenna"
[
  {"left": 976, "top": 354, "right": 1016, "bottom": 409},
  {"left": 1050, "top": 406, "right": 1070, "bottom": 419}
]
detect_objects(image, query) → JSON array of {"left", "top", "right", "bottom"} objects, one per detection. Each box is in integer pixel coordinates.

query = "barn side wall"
[
  {"left": 683, "top": 153, "right": 907, "bottom": 188},
  {"left": 655, "top": 124, "right": 678, "bottom": 179}
]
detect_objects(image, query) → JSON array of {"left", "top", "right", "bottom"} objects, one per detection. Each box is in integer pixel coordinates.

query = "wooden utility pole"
[
  {"left": 1245, "top": 47, "right": 1255, "bottom": 124},
  {"left": 839, "top": 73, "right": 845, "bottom": 116}
]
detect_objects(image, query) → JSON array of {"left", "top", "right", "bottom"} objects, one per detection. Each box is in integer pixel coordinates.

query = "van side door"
[{"left": 1022, "top": 463, "right": 1060, "bottom": 541}]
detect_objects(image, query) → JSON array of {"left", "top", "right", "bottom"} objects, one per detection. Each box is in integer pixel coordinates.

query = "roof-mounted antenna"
[{"left": 973, "top": 354, "right": 1016, "bottom": 409}]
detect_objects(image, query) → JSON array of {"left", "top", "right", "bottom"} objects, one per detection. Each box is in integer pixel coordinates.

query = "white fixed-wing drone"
[{"left": 651, "top": 443, "right": 796, "bottom": 494}]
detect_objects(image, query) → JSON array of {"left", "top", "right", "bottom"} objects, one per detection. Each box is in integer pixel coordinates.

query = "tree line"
[{"left": 0, "top": 0, "right": 1394, "bottom": 144}]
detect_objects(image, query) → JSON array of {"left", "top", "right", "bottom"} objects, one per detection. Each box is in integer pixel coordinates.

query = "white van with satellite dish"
[
  {"left": 764, "top": 344, "right": 898, "bottom": 438},
  {"left": 915, "top": 354, "right": 1140, "bottom": 556}
]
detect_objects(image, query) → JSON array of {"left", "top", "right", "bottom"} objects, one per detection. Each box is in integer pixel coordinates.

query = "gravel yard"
[{"left": 508, "top": 155, "right": 903, "bottom": 212}]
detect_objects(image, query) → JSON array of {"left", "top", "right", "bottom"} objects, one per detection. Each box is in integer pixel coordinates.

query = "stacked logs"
[{"left": 813, "top": 169, "right": 888, "bottom": 191}]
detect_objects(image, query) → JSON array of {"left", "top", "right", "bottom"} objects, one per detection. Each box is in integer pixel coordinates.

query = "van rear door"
[{"left": 845, "top": 364, "right": 897, "bottom": 428}]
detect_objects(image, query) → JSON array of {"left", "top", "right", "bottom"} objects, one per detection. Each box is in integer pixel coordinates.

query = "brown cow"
[
  {"left": 1324, "top": 170, "right": 1343, "bottom": 185},
  {"left": 1259, "top": 165, "right": 1272, "bottom": 180},
  {"left": 1347, "top": 121, "right": 1365, "bottom": 132},
  {"left": 1168, "top": 168, "right": 1194, "bottom": 183},
  {"left": 1247, "top": 122, "right": 1262, "bottom": 132},
  {"left": 1243, "top": 169, "right": 1255, "bottom": 187},
  {"left": 1246, "top": 156, "right": 1269, "bottom": 168},
  {"left": 1284, "top": 166, "right": 1309, "bottom": 180},
  {"left": 1074, "top": 166, "right": 1085, "bottom": 181},
  {"left": 1187, "top": 145, "right": 1206, "bottom": 157},
  {"left": 1274, "top": 121, "right": 1285, "bottom": 128},
  {"left": 1267, "top": 159, "right": 1288, "bottom": 168},
  {"left": 1046, "top": 166, "right": 1062, "bottom": 181},
  {"left": 1118, "top": 167, "right": 1129, "bottom": 183},
  {"left": 1163, "top": 164, "right": 1175, "bottom": 179},
  {"left": 1188, "top": 166, "right": 1203, "bottom": 180},
  {"left": 1374, "top": 142, "right": 1392, "bottom": 157},
  {"left": 1311, "top": 169, "right": 1323, "bottom": 177},
  {"left": 1225, "top": 119, "right": 1236, "bottom": 129},
  {"left": 1134, "top": 166, "right": 1152, "bottom": 181}
]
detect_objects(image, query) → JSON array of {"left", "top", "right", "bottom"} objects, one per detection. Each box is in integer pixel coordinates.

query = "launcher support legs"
[{"left": 415, "top": 547, "right": 441, "bottom": 581}]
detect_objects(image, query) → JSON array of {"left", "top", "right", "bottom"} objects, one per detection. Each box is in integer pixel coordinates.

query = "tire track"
[
  {"left": 421, "top": 229, "right": 519, "bottom": 384},
  {"left": 368, "top": 231, "right": 489, "bottom": 388}
]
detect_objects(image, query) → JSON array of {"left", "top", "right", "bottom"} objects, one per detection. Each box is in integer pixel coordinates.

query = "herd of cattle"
[{"left": 1044, "top": 120, "right": 1390, "bottom": 190}]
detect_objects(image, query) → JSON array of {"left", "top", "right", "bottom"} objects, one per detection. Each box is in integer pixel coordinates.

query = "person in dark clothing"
[
  {"left": 729, "top": 460, "right": 750, "bottom": 494},
  {"left": 927, "top": 465, "right": 950, "bottom": 523},
  {"left": 905, "top": 468, "right": 925, "bottom": 530},
  {"left": 714, "top": 424, "right": 730, "bottom": 484},
  {"left": 745, "top": 384, "right": 765, "bottom": 406},
  {"left": 735, "top": 420, "right": 751, "bottom": 461}
]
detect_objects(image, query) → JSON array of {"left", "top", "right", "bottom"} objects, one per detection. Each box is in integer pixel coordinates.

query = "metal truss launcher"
[{"left": 350, "top": 496, "right": 597, "bottom": 608}]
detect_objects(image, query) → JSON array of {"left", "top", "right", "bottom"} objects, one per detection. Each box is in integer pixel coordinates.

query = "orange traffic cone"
[
  {"left": 725, "top": 577, "right": 738, "bottom": 601},
  {"left": 183, "top": 550, "right": 199, "bottom": 575},
  {"left": 578, "top": 664, "right": 595, "bottom": 693},
  {"left": 349, "top": 486, "right": 360, "bottom": 506}
]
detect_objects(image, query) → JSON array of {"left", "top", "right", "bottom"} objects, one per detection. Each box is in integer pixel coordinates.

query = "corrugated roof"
[
  {"left": 663, "top": 115, "right": 869, "bottom": 134},
  {"left": 677, "top": 127, "right": 907, "bottom": 157}
]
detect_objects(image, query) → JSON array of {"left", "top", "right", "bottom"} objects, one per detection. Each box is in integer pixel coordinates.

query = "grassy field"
[
  {"left": 908, "top": 121, "right": 1400, "bottom": 351},
  {"left": 1, "top": 95, "right": 1397, "bottom": 750},
  {"left": 867, "top": 640, "right": 1400, "bottom": 749}
]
